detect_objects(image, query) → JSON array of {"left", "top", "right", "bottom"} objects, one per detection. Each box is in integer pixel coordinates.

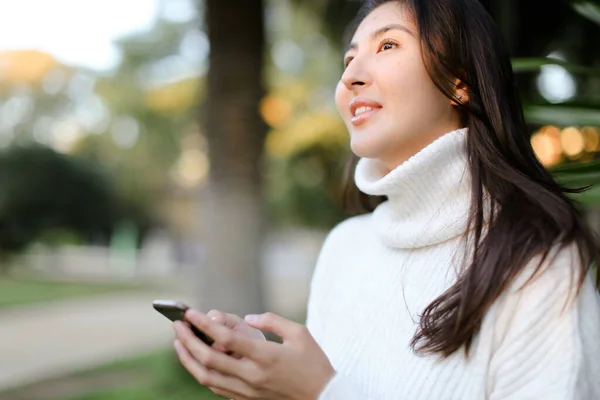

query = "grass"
[
  {"left": 70, "top": 350, "right": 219, "bottom": 400},
  {"left": 2, "top": 329, "right": 302, "bottom": 400},
  {"left": 2, "top": 348, "right": 219, "bottom": 400},
  {"left": 0, "top": 276, "right": 142, "bottom": 309},
  {"left": 61, "top": 349, "right": 218, "bottom": 400}
]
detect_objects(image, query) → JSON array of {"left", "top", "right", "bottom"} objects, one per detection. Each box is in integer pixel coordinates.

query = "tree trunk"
[{"left": 198, "top": 0, "right": 267, "bottom": 317}]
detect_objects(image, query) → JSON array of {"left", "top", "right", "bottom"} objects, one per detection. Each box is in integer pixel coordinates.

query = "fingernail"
[{"left": 245, "top": 314, "right": 259, "bottom": 323}]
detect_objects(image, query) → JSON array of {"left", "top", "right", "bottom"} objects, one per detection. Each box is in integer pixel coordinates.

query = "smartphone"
[{"left": 153, "top": 299, "right": 215, "bottom": 346}]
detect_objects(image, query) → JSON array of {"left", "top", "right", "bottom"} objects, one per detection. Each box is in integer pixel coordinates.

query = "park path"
[
  {"left": 0, "top": 290, "right": 195, "bottom": 392},
  {"left": 0, "top": 229, "right": 324, "bottom": 393}
]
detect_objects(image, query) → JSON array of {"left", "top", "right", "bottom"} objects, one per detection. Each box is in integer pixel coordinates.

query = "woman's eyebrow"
[{"left": 344, "top": 23, "right": 415, "bottom": 54}]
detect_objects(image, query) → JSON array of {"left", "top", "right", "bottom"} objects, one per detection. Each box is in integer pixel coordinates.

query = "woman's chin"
[{"left": 349, "top": 138, "right": 385, "bottom": 159}]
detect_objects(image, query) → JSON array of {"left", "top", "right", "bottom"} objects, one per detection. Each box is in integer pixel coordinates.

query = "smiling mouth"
[{"left": 351, "top": 106, "right": 381, "bottom": 126}]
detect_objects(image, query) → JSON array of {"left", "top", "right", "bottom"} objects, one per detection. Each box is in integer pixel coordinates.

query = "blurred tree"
[
  {"left": 0, "top": 4, "right": 204, "bottom": 253},
  {"left": 0, "top": 145, "right": 149, "bottom": 272},
  {"left": 260, "top": 1, "right": 352, "bottom": 229},
  {"left": 197, "top": 0, "right": 267, "bottom": 315},
  {"left": 89, "top": 8, "right": 205, "bottom": 224}
]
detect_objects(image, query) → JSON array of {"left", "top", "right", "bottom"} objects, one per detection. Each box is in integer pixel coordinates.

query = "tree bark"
[{"left": 198, "top": 0, "right": 267, "bottom": 316}]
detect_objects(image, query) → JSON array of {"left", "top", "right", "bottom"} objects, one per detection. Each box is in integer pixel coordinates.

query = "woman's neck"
[
  {"left": 378, "top": 123, "right": 466, "bottom": 171},
  {"left": 354, "top": 127, "right": 476, "bottom": 248}
]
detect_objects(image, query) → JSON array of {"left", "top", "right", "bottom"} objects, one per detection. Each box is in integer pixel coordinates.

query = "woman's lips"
[
  {"left": 349, "top": 99, "right": 383, "bottom": 127},
  {"left": 351, "top": 107, "right": 381, "bottom": 126}
]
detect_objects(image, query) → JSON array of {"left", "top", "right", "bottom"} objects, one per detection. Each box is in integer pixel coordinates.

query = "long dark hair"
[{"left": 344, "top": 0, "right": 599, "bottom": 358}]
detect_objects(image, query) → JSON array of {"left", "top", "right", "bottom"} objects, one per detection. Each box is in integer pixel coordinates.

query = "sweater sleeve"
[
  {"left": 307, "top": 219, "right": 377, "bottom": 400},
  {"left": 318, "top": 372, "right": 375, "bottom": 400},
  {"left": 487, "top": 246, "right": 600, "bottom": 400},
  {"left": 306, "top": 218, "right": 358, "bottom": 341}
]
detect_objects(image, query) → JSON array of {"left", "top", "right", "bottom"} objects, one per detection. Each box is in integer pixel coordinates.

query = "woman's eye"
[
  {"left": 343, "top": 57, "right": 353, "bottom": 68},
  {"left": 379, "top": 41, "right": 397, "bottom": 52}
]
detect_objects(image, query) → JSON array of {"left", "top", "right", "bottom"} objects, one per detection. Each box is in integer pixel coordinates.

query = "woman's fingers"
[
  {"left": 175, "top": 309, "right": 334, "bottom": 400},
  {"left": 207, "top": 310, "right": 245, "bottom": 329},
  {"left": 206, "top": 310, "right": 229, "bottom": 353},
  {"left": 206, "top": 310, "right": 247, "bottom": 353},
  {"left": 185, "top": 310, "right": 274, "bottom": 362},
  {"left": 174, "top": 322, "right": 252, "bottom": 376},
  {"left": 174, "top": 339, "right": 254, "bottom": 398}
]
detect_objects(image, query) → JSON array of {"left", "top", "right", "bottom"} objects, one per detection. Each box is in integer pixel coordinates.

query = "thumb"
[{"left": 244, "top": 312, "right": 301, "bottom": 340}]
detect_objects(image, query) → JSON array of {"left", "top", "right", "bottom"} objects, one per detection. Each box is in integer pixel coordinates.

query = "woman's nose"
[{"left": 341, "top": 58, "right": 372, "bottom": 91}]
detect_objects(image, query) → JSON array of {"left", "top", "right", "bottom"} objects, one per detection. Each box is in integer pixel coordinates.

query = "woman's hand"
[
  {"left": 206, "top": 310, "right": 266, "bottom": 357},
  {"left": 173, "top": 309, "right": 335, "bottom": 400}
]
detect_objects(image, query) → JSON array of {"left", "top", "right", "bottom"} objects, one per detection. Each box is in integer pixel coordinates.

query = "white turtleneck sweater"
[{"left": 305, "top": 128, "right": 600, "bottom": 399}]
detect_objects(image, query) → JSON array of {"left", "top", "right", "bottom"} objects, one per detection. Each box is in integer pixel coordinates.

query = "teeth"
[{"left": 354, "top": 106, "right": 373, "bottom": 116}]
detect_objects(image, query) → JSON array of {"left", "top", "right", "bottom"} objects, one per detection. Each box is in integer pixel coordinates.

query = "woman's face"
[{"left": 335, "top": 2, "right": 462, "bottom": 170}]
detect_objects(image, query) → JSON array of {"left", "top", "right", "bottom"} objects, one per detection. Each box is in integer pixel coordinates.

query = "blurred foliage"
[
  {"left": 62, "top": 348, "right": 219, "bottom": 400},
  {"left": 519, "top": 0, "right": 600, "bottom": 195},
  {"left": 261, "top": 2, "right": 350, "bottom": 228},
  {"left": 0, "top": 0, "right": 200, "bottom": 260},
  {"left": 0, "top": 145, "right": 150, "bottom": 263},
  {"left": 0, "top": 0, "right": 599, "bottom": 250},
  {"left": 267, "top": 141, "right": 348, "bottom": 228},
  {"left": 572, "top": 0, "right": 600, "bottom": 25},
  {"left": 524, "top": 105, "right": 600, "bottom": 126},
  {"left": 512, "top": 57, "right": 600, "bottom": 77},
  {"left": 77, "top": 11, "right": 203, "bottom": 218},
  {"left": 551, "top": 160, "right": 600, "bottom": 205}
]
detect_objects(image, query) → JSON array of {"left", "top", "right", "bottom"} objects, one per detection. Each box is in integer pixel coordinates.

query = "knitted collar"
[{"left": 354, "top": 128, "right": 472, "bottom": 249}]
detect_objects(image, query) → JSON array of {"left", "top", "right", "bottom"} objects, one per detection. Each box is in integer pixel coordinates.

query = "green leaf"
[
  {"left": 512, "top": 58, "right": 600, "bottom": 77},
  {"left": 567, "top": 184, "right": 600, "bottom": 205},
  {"left": 554, "top": 171, "right": 600, "bottom": 187},
  {"left": 550, "top": 159, "right": 600, "bottom": 174},
  {"left": 571, "top": 1, "right": 600, "bottom": 26},
  {"left": 550, "top": 162, "right": 600, "bottom": 205},
  {"left": 524, "top": 105, "right": 600, "bottom": 126}
]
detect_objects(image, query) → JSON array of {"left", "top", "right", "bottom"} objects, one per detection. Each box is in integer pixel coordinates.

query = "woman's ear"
[{"left": 451, "top": 79, "right": 469, "bottom": 106}]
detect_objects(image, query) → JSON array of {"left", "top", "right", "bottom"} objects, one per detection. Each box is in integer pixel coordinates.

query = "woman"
[{"left": 172, "top": 0, "right": 600, "bottom": 398}]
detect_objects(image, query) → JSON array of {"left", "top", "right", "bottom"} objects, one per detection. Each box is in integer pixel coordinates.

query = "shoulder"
[
  {"left": 488, "top": 242, "right": 598, "bottom": 342},
  {"left": 311, "top": 214, "right": 372, "bottom": 276},
  {"left": 307, "top": 214, "right": 373, "bottom": 317},
  {"left": 319, "top": 213, "right": 372, "bottom": 252},
  {"left": 484, "top": 243, "right": 600, "bottom": 397},
  {"left": 328, "top": 213, "right": 372, "bottom": 237},
  {"left": 508, "top": 242, "right": 586, "bottom": 297}
]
